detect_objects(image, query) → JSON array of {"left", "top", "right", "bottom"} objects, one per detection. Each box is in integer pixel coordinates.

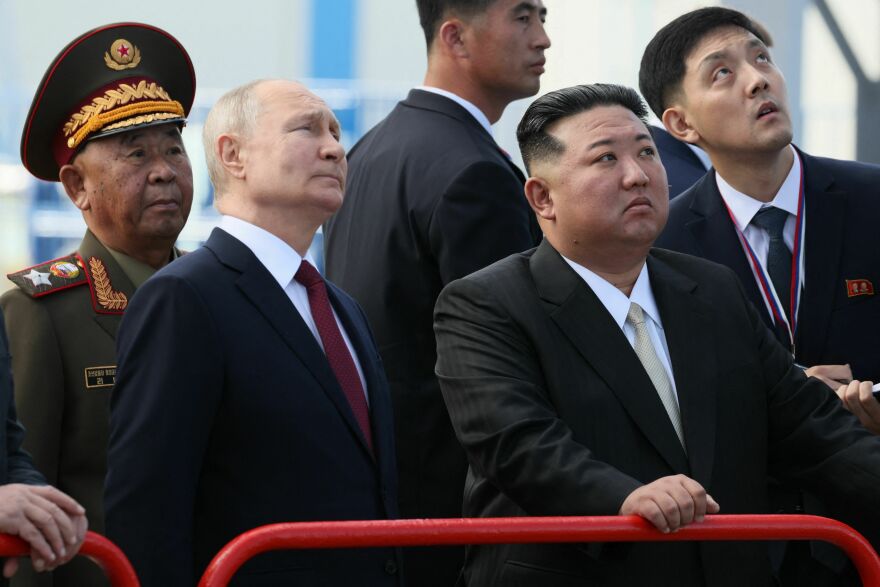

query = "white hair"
[{"left": 201, "top": 79, "right": 268, "bottom": 198}]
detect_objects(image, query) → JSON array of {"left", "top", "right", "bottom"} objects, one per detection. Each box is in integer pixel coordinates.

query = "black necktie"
[{"left": 751, "top": 206, "right": 792, "bottom": 321}]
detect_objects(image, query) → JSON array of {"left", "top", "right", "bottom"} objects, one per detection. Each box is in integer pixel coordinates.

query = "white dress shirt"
[
  {"left": 716, "top": 145, "right": 804, "bottom": 312},
  {"left": 417, "top": 85, "right": 493, "bottom": 136},
  {"left": 219, "top": 215, "right": 369, "bottom": 401},
  {"left": 562, "top": 256, "right": 679, "bottom": 403}
]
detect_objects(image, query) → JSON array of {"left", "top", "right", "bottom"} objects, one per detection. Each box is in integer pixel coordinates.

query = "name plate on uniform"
[{"left": 84, "top": 365, "right": 116, "bottom": 389}]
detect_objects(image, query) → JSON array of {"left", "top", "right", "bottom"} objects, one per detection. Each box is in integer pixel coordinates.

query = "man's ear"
[
  {"left": 217, "top": 134, "right": 246, "bottom": 180},
  {"left": 437, "top": 19, "right": 468, "bottom": 59},
  {"left": 662, "top": 106, "right": 700, "bottom": 145},
  {"left": 524, "top": 176, "right": 555, "bottom": 221},
  {"left": 58, "top": 163, "right": 90, "bottom": 211}
]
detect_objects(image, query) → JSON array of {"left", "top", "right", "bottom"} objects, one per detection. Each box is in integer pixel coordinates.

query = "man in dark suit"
[
  {"left": 1, "top": 23, "right": 195, "bottom": 587},
  {"left": 641, "top": 6, "right": 880, "bottom": 398},
  {"left": 640, "top": 10, "right": 880, "bottom": 583},
  {"left": 324, "top": 1, "right": 549, "bottom": 583},
  {"left": 650, "top": 125, "right": 709, "bottom": 197},
  {"left": 434, "top": 83, "right": 880, "bottom": 586},
  {"left": 0, "top": 310, "right": 87, "bottom": 583},
  {"left": 104, "top": 79, "right": 402, "bottom": 587}
]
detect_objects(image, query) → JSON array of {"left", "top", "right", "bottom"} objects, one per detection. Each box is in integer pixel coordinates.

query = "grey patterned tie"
[
  {"left": 626, "top": 302, "right": 686, "bottom": 450},
  {"left": 750, "top": 206, "right": 792, "bottom": 320}
]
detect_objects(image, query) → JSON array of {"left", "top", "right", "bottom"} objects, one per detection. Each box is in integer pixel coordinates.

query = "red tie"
[{"left": 295, "top": 260, "right": 373, "bottom": 453}]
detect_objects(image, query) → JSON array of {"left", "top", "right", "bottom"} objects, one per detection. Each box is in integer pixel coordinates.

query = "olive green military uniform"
[
  {"left": 10, "top": 18, "right": 195, "bottom": 585},
  {"left": 1, "top": 230, "right": 173, "bottom": 587}
]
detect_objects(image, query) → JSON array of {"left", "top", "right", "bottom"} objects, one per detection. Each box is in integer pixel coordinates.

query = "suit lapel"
[
  {"left": 684, "top": 173, "right": 774, "bottom": 331},
  {"left": 207, "top": 229, "right": 375, "bottom": 459},
  {"left": 531, "top": 242, "right": 689, "bottom": 473},
  {"left": 647, "top": 254, "right": 717, "bottom": 487},
  {"left": 796, "top": 151, "right": 846, "bottom": 360}
]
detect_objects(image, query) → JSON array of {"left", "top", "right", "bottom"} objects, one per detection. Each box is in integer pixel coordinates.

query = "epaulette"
[{"left": 7, "top": 254, "right": 88, "bottom": 298}]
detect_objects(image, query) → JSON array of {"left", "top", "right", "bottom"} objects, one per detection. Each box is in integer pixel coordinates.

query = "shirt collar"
[
  {"left": 219, "top": 215, "right": 308, "bottom": 289},
  {"left": 560, "top": 256, "right": 664, "bottom": 331},
  {"left": 716, "top": 144, "right": 801, "bottom": 231},
  {"left": 416, "top": 86, "right": 493, "bottom": 136}
]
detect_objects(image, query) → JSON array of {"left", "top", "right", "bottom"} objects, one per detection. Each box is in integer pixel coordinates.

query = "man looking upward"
[
  {"left": 105, "top": 80, "right": 401, "bottom": 587},
  {"left": 434, "top": 83, "right": 880, "bottom": 587}
]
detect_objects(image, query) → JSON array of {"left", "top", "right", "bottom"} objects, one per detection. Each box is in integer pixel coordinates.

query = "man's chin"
[
  {"left": 756, "top": 126, "right": 794, "bottom": 153},
  {"left": 144, "top": 220, "right": 186, "bottom": 242}
]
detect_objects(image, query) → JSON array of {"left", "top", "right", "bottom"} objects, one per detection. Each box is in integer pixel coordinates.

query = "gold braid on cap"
[{"left": 63, "top": 80, "right": 184, "bottom": 149}]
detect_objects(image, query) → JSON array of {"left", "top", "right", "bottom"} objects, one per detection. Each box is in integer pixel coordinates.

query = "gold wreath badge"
[{"left": 89, "top": 257, "right": 128, "bottom": 311}]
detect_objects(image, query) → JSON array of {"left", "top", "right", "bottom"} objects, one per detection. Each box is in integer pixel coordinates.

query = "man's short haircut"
[
  {"left": 202, "top": 79, "right": 266, "bottom": 197},
  {"left": 517, "top": 83, "right": 649, "bottom": 174},
  {"left": 638, "top": 7, "right": 768, "bottom": 119},
  {"left": 416, "top": 0, "right": 496, "bottom": 48}
]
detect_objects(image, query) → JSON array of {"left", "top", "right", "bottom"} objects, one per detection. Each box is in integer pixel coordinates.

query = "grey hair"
[{"left": 202, "top": 79, "right": 267, "bottom": 197}]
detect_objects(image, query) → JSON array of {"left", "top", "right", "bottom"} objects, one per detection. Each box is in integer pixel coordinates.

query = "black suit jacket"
[
  {"left": 650, "top": 125, "right": 708, "bottom": 198},
  {"left": 324, "top": 89, "right": 541, "bottom": 585},
  {"left": 0, "top": 310, "right": 44, "bottom": 487},
  {"left": 656, "top": 148, "right": 880, "bottom": 382},
  {"left": 104, "top": 229, "right": 402, "bottom": 587},
  {"left": 434, "top": 241, "right": 880, "bottom": 586}
]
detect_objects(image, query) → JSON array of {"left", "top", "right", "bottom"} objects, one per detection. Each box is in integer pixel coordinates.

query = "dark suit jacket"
[
  {"left": 650, "top": 125, "right": 708, "bottom": 198},
  {"left": 0, "top": 309, "right": 44, "bottom": 487},
  {"left": 104, "top": 228, "right": 403, "bottom": 587},
  {"left": 656, "top": 148, "right": 880, "bottom": 382},
  {"left": 434, "top": 240, "right": 880, "bottom": 586},
  {"left": 324, "top": 89, "right": 541, "bottom": 585}
]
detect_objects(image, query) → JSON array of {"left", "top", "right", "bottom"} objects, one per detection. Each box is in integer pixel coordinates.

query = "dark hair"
[
  {"left": 517, "top": 84, "right": 649, "bottom": 174},
  {"left": 416, "top": 0, "right": 496, "bottom": 47},
  {"left": 638, "top": 7, "right": 768, "bottom": 119}
]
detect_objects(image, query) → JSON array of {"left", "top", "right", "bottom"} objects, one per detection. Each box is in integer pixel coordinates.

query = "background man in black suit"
[
  {"left": 324, "top": 0, "right": 549, "bottom": 583},
  {"left": 104, "top": 79, "right": 402, "bottom": 587},
  {"left": 640, "top": 10, "right": 880, "bottom": 583},
  {"left": 434, "top": 83, "right": 880, "bottom": 586},
  {"left": 0, "top": 310, "right": 86, "bottom": 582}
]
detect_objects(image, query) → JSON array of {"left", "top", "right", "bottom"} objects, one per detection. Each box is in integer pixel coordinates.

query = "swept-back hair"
[{"left": 517, "top": 83, "right": 648, "bottom": 174}]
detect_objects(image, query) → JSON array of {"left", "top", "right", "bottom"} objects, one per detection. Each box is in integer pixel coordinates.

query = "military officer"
[{"left": 0, "top": 23, "right": 195, "bottom": 587}]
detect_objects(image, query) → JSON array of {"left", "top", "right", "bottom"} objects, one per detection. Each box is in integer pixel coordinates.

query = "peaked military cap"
[{"left": 21, "top": 22, "right": 196, "bottom": 181}]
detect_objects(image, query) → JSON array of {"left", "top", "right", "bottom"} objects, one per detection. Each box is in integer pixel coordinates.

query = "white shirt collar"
[
  {"left": 416, "top": 86, "right": 493, "bottom": 136},
  {"left": 560, "top": 257, "right": 664, "bottom": 331},
  {"left": 716, "top": 145, "right": 801, "bottom": 232},
  {"left": 219, "top": 215, "right": 312, "bottom": 289}
]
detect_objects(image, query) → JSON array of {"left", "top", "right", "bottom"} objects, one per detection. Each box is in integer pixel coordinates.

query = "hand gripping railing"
[
  {"left": 0, "top": 531, "right": 139, "bottom": 586},
  {"left": 198, "top": 514, "right": 880, "bottom": 587}
]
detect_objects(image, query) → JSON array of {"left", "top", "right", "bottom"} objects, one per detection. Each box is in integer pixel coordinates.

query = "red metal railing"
[
  {"left": 0, "top": 531, "right": 139, "bottom": 587},
  {"left": 198, "top": 514, "right": 880, "bottom": 587}
]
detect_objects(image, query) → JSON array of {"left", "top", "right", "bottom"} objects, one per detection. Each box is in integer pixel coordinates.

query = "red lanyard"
[{"left": 721, "top": 153, "right": 806, "bottom": 347}]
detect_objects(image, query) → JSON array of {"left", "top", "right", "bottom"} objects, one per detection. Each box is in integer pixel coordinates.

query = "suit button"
[{"left": 384, "top": 559, "right": 398, "bottom": 575}]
